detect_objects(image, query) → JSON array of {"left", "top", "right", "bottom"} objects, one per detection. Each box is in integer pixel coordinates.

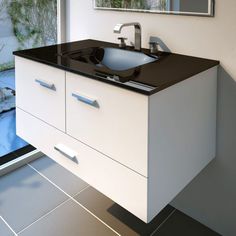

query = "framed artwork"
[{"left": 94, "top": 0, "right": 215, "bottom": 17}]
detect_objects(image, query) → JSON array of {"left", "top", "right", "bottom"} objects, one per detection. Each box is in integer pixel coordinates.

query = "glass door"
[{"left": 0, "top": 0, "right": 65, "bottom": 165}]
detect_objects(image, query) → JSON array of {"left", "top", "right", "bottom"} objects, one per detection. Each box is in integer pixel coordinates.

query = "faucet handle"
[
  {"left": 149, "top": 41, "right": 159, "bottom": 54},
  {"left": 130, "top": 41, "right": 134, "bottom": 47},
  {"left": 117, "top": 37, "right": 127, "bottom": 48}
]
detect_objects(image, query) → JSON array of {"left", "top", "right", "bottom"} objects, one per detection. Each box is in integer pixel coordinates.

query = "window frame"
[{"left": 0, "top": 0, "right": 66, "bottom": 166}]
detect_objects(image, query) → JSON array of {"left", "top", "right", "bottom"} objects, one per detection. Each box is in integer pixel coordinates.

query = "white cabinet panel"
[
  {"left": 15, "top": 57, "right": 66, "bottom": 131},
  {"left": 16, "top": 108, "right": 148, "bottom": 222},
  {"left": 147, "top": 67, "right": 217, "bottom": 221},
  {"left": 66, "top": 72, "right": 149, "bottom": 177}
]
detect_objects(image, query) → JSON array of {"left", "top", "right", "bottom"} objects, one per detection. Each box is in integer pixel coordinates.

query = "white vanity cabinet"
[{"left": 15, "top": 56, "right": 218, "bottom": 223}]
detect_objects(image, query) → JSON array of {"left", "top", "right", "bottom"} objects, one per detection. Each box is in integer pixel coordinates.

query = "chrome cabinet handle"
[
  {"left": 35, "top": 79, "right": 56, "bottom": 91},
  {"left": 72, "top": 93, "right": 99, "bottom": 108},
  {"left": 54, "top": 143, "right": 77, "bottom": 161}
]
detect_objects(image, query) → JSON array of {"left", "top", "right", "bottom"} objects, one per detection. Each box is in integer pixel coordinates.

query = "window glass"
[
  {"left": 0, "top": 0, "right": 57, "bottom": 71},
  {"left": 0, "top": 0, "right": 58, "bottom": 163}
]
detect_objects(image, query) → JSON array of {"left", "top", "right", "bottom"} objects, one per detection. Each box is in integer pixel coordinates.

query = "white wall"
[{"left": 67, "top": 1, "right": 236, "bottom": 235}]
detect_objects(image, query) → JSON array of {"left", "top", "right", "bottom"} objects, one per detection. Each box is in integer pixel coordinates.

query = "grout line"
[
  {"left": 72, "top": 185, "right": 90, "bottom": 198},
  {"left": 150, "top": 209, "right": 176, "bottom": 236},
  {"left": 18, "top": 167, "right": 89, "bottom": 234},
  {"left": 28, "top": 164, "right": 121, "bottom": 236},
  {"left": 0, "top": 215, "right": 18, "bottom": 236},
  {"left": 17, "top": 198, "right": 71, "bottom": 235},
  {"left": 17, "top": 181, "right": 89, "bottom": 234}
]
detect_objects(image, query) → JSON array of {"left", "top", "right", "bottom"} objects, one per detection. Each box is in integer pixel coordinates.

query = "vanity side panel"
[{"left": 147, "top": 67, "right": 218, "bottom": 222}]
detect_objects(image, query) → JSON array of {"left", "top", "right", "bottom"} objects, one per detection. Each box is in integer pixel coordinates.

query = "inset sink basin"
[
  {"left": 65, "top": 47, "right": 158, "bottom": 71},
  {"left": 95, "top": 47, "right": 157, "bottom": 71}
]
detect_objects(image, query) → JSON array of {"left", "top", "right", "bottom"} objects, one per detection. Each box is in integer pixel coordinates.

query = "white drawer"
[
  {"left": 15, "top": 57, "right": 65, "bottom": 131},
  {"left": 66, "top": 72, "right": 148, "bottom": 177},
  {"left": 16, "top": 108, "right": 148, "bottom": 222}
]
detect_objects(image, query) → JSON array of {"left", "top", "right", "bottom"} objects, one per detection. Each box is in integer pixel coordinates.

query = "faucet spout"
[
  {"left": 113, "top": 23, "right": 124, "bottom": 34},
  {"left": 113, "top": 22, "right": 142, "bottom": 51}
]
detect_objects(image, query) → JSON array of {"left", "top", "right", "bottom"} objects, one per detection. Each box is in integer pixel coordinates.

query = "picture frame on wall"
[{"left": 94, "top": 0, "right": 215, "bottom": 17}]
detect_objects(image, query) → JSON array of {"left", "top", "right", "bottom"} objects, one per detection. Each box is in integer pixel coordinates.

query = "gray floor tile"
[
  {"left": 74, "top": 187, "right": 175, "bottom": 236},
  {"left": 18, "top": 199, "right": 118, "bottom": 236},
  {"left": 152, "top": 210, "right": 220, "bottom": 236},
  {"left": 29, "top": 155, "right": 89, "bottom": 196},
  {"left": 0, "top": 165, "right": 68, "bottom": 233},
  {"left": 0, "top": 218, "right": 15, "bottom": 236}
]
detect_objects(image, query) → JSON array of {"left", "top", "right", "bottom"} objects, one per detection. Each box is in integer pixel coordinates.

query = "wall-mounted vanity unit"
[{"left": 14, "top": 39, "right": 219, "bottom": 223}]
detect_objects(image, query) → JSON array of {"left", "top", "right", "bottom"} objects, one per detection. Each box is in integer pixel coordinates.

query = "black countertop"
[{"left": 13, "top": 39, "right": 219, "bottom": 95}]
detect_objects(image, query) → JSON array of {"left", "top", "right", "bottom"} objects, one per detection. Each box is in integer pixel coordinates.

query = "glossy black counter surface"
[{"left": 13, "top": 39, "right": 219, "bottom": 95}]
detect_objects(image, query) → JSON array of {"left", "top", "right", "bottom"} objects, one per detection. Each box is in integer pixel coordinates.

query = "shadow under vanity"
[{"left": 13, "top": 39, "right": 219, "bottom": 223}]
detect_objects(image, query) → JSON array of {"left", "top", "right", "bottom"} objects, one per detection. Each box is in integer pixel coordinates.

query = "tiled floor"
[
  {"left": 0, "top": 155, "right": 220, "bottom": 236},
  {"left": 0, "top": 69, "right": 28, "bottom": 158}
]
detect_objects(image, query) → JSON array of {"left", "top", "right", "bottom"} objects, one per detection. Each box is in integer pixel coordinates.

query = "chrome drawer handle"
[
  {"left": 54, "top": 143, "right": 77, "bottom": 161},
  {"left": 72, "top": 93, "right": 99, "bottom": 108},
  {"left": 35, "top": 79, "right": 56, "bottom": 91}
]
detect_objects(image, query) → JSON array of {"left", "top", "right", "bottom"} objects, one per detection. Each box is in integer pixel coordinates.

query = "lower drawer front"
[{"left": 16, "top": 108, "right": 148, "bottom": 222}]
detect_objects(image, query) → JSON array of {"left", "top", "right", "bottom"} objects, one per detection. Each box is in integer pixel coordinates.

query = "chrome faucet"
[{"left": 113, "top": 22, "right": 142, "bottom": 51}]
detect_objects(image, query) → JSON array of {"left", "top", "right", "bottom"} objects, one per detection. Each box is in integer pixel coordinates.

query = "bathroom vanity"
[{"left": 14, "top": 39, "right": 219, "bottom": 223}]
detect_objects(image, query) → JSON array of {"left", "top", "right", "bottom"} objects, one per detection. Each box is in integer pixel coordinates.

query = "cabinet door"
[
  {"left": 66, "top": 72, "right": 148, "bottom": 177},
  {"left": 15, "top": 57, "right": 65, "bottom": 131}
]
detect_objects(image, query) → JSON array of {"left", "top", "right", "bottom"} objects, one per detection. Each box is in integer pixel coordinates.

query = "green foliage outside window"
[
  {"left": 8, "top": 0, "right": 57, "bottom": 49},
  {"left": 95, "top": 0, "right": 167, "bottom": 10},
  {"left": 0, "top": 0, "right": 57, "bottom": 71},
  {"left": 96, "top": 0, "right": 148, "bottom": 9}
]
